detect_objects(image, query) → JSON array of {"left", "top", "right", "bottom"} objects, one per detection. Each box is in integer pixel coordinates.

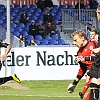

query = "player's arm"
[{"left": 0, "top": 40, "right": 11, "bottom": 61}]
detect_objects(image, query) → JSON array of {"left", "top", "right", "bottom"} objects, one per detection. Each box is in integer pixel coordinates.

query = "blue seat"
[
  {"left": 56, "top": 11, "right": 61, "bottom": 16},
  {"left": 53, "top": 5, "right": 59, "bottom": 9},
  {"left": 45, "top": 35, "right": 51, "bottom": 41},
  {"left": 53, "top": 19, "right": 59, "bottom": 25},
  {"left": 26, "top": 35, "right": 34, "bottom": 40},
  {"left": 10, "top": 27, "right": 14, "bottom": 33},
  {"left": 2, "top": 23, "right": 7, "bottom": 28},
  {"left": 35, "top": 35, "right": 42, "bottom": 40},
  {"left": 30, "top": 4, "right": 36, "bottom": 9},
  {"left": 26, "top": 39, "right": 30, "bottom": 45},
  {"left": 49, "top": 39, "right": 57, "bottom": 45},
  {"left": 52, "top": 35, "right": 58, "bottom": 40},
  {"left": 31, "top": 16, "right": 37, "bottom": 21},
  {"left": 22, "top": 31, "right": 28, "bottom": 38},
  {"left": 41, "top": 39, "right": 48, "bottom": 45},
  {"left": 18, "top": 23, "right": 25, "bottom": 28},
  {"left": 0, "top": 16, "right": 6, "bottom": 21},
  {"left": 15, "top": 27, "right": 22, "bottom": 32},
  {"left": 25, "top": 23, "right": 31, "bottom": 27},
  {"left": 15, "top": 16, "right": 20, "bottom": 20},
  {"left": 13, "top": 31, "right": 20, "bottom": 37},
  {"left": 14, "top": 5, "right": 20, "bottom": 9},
  {"left": 58, "top": 39, "right": 65, "bottom": 45},
  {"left": 67, "top": 5, "right": 74, "bottom": 9},
  {"left": 22, "top": 5, "right": 28, "bottom": 9},
  {"left": 35, "top": 39, "right": 40, "bottom": 45},
  {"left": 33, "top": 12, "right": 39, "bottom": 17},
  {"left": 35, "top": 8, "right": 42, "bottom": 13},
  {"left": 59, "top": 5, "right": 66, "bottom": 9},
  {"left": 54, "top": 16, "right": 61, "bottom": 20},
  {"left": 11, "top": 23, "right": 17, "bottom": 28},
  {"left": 0, "top": 19, "right": 3, "bottom": 25}
]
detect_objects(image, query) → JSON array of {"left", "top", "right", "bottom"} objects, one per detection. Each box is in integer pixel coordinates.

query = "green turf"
[{"left": 0, "top": 80, "right": 90, "bottom": 100}]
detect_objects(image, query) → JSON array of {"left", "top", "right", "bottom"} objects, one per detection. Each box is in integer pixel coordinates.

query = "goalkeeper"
[{"left": 67, "top": 30, "right": 97, "bottom": 97}]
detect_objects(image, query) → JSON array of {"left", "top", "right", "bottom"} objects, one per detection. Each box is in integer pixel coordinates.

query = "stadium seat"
[
  {"left": 67, "top": 5, "right": 74, "bottom": 9},
  {"left": 13, "top": 31, "right": 20, "bottom": 37},
  {"left": 18, "top": 23, "right": 25, "bottom": 28},
  {"left": 35, "top": 35, "right": 42, "bottom": 41},
  {"left": 11, "top": 23, "right": 17, "bottom": 28},
  {"left": 41, "top": 39, "right": 48, "bottom": 45},
  {"left": 45, "top": 35, "right": 51, "bottom": 41},
  {"left": 30, "top": 4, "right": 36, "bottom": 9},
  {"left": 0, "top": 19, "right": 3, "bottom": 25},
  {"left": 15, "top": 27, "right": 22, "bottom": 32},
  {"left": 26, "top": 35, "right": 34, "bottom": 40},
  {"left": 49, "top": 39, "right": 57, "bottom": 45},
  {"left": 52, "top": 35, "right": 58, "bottom": 40},
  {"left": 58, "top": 39, "right": 65, "bottom": 45},
  {"left": 0, "top": 16, "right": 6, "bottom": 21},
  {"left": 2, "top": 23, "right": 7, "bottom": 29},
  {"left": 22, "top": 31, "right": 28, "bottom": 38},
  {"left": 10, "top": 27, "right": 14, "bottom": 33},
  {"left": 35, "top": 39, "right": 40, "bottom": 45}
]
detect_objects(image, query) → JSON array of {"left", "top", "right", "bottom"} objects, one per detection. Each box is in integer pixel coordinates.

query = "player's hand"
[
  {"left": 91, "top": 48, "right": 100, "bottom": 54},
  {"left": 1, "top": 54, "right": 7, "bottom": 61}
]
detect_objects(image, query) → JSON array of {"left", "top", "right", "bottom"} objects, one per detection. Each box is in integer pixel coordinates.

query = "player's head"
[
  {"left": 90, "top": 29, "right": 97, "bottom": 39},
  {"left": 96, "top": 5, "right": 100, "bottom": 21},
  {"left": 72, "top": 30, "right": 87, "bottom": 48}
]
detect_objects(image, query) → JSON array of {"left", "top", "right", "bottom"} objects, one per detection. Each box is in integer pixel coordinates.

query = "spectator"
[
  {"left": 46, "top": 22, "right": 61, "bottom": 38},
  {"left": 44, "top": 0, "right": 53, "bottom": 8},
  {"left": 37, "top": 20, "right": 47, "bottom": 38},
  {"left": 87, "top": 22, "right": 92, "bottom": 39},
  {"left": 75, "top": 0, "right": 85, "bottom": 9},
  {"left": 36, "top": 0, "right": 45, "bottom": 11},
  {"left": 20, "top": 10, "right": 29, "bottom": 25},
  {"left": 29, "top": 20, "right": 37, "bottom": 38},
  {"left": 89, "top": 0, "right": 99, "bottom": 9},
  {"left": 43, "top": 9, "right": 56, "bottom": 29},
  {"left": 90, "top": 29, "right": 98, "bottom": 45},
  {"left": 19, "top": 34, "right": 27, "bottom": 47},
  {"left": 29, "top": 39, "right": 38, "bottom": 46}
]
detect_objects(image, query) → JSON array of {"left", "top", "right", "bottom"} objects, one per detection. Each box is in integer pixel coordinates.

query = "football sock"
[
  {"left": 81, "top": 79, "right": 91, "bottom": 94},
  {"left": 84, "top": 91, "right": 91, "bottom": 100},
  {"left": 0, "top": 76, "right": 13, "bottom": 85},
  {"left": 90, "top": 83, "right": 99, "bottom": 100}
]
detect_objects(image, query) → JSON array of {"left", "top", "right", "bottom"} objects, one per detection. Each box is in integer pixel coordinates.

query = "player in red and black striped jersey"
[{"left": 67, "top": 30, "right": 97, "bottom": 97}]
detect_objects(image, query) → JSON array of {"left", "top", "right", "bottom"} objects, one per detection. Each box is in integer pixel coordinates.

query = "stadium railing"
[{"left": 61, "top": 9, "right": 97, "bottom": 33}]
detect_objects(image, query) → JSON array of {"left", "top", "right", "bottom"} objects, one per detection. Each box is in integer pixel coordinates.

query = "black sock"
[
  {"left": 0, "top": 76, "right": 13, "bottom": 85},
  {"left": 72, "top": 80, "right": 79, "bottom": 85},
  {"left": 90, "top": 83, "right": 99, "bottom": 100}
]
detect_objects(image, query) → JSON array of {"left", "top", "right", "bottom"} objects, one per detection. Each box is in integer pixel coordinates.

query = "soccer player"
[
  {"left": 83, "top": 5, "right": 100, "bottom": 100},
  {"left": 0, "top": 39, "right": 21, "bottom": 84},
  {"left": 67, "top": 30, "right": 96, "bottom": 95},
  {"left": 78, "top": 29, "right": 98, "bottom": 99}
]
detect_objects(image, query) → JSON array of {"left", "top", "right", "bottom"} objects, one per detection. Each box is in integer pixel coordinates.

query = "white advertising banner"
[{"left": 0, "top": 47, "right": 83, "bottom": 80}]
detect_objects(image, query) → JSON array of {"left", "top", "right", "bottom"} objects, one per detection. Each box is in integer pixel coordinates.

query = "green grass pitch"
[{"left": 0, "top": 80, "right": 90, "bottom": 100}]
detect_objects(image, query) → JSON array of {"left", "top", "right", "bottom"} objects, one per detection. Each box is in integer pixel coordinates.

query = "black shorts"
[{"left": 87, "top": 52, "right": 100, "bottom": 78}]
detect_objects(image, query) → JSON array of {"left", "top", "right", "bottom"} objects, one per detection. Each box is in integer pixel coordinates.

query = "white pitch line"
[{"left": 0, "top": 94, "right": 79, "bottom": 98}]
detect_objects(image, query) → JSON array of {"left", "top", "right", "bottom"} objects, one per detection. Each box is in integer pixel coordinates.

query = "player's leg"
[
  {"left": 68, "top": 67, "right": 87, "bottom": 93},
  {"left": 79, "top": 75, "right": 91, "bottom": 99},
  {"left": 90, "top": 79, "right": 99, "bottom": 100},
  {"left": 84, "top": 91, "right": 91, "bottom": 100},
  {"left": 0, "top": 74, "right": 21, "bottom": 85}
]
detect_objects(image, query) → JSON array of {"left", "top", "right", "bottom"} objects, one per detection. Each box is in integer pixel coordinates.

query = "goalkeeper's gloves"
[{"left": 74, "top": 56, "right": 83, "bottom": 64}]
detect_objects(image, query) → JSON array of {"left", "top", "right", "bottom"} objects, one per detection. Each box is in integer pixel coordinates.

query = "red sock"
[
  {"left": 84, "top": 91, "right": 90, "bottom": 100},
  {"left": 81, "top": 79, "right": 91, "bottom": 94}
]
